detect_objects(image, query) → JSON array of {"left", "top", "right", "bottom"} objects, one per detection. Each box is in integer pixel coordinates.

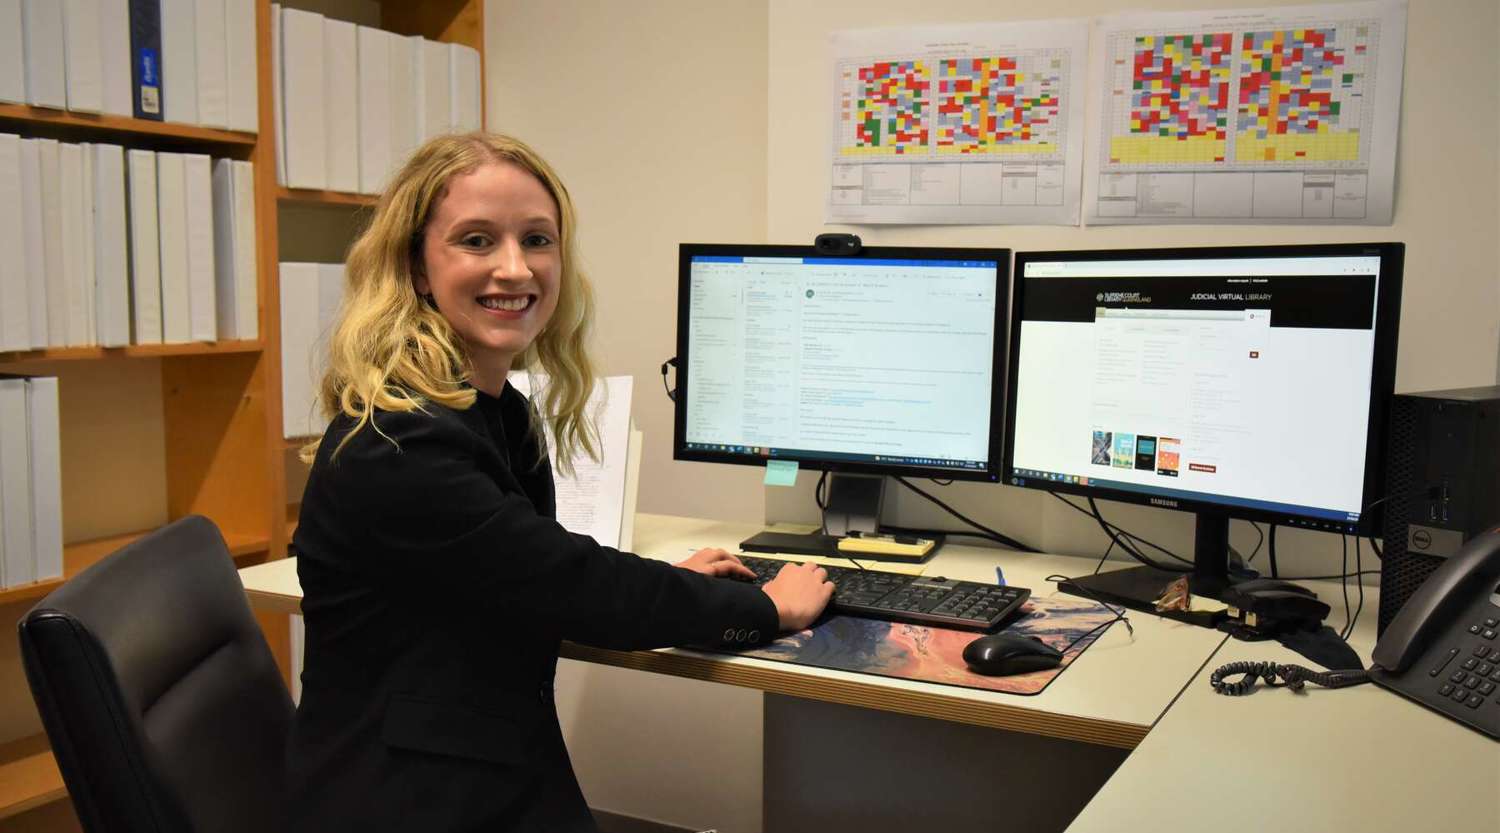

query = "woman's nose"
[{"left": 490, "top": 238, "right": 532, "bottom": 280}]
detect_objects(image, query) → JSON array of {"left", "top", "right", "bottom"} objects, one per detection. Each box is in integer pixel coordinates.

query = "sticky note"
[{"left": 764, "top": 460, "right": 798, "bottom": 487}]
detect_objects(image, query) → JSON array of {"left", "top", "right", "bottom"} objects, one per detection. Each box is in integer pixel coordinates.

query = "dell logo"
[
  {"left": 1149, "top": 497, "right": 1178, "bottom": 508},
  {"left": 1411, "top": 529, "right": 1432, "bottom": 550}
]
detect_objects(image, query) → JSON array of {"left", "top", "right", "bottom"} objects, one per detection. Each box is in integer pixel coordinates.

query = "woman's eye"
[
  {"left": 460, "top": 233, "right": 491, "bottom": 248},
  {"left": 524, "top": 233, "right": 554, "bottom": 247}
]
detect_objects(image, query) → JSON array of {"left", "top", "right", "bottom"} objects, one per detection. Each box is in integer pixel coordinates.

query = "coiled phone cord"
[{"left": 1210, "top": 661, "right": 1371, "bottom": 695}]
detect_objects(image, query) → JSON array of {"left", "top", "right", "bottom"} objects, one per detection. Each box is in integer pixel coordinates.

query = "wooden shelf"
[
  {"left": 277, "top": 187, "right": 378, "bottom": 207},
  {"left": 0, "top": 340, "right": 263, "bottom": 364},
  {"left": 0, "top": 735, "right": 65, "bottom": 821},
  {"left": 0, "top": 103, "right": 257, "bottom": 150},
  {"left": 0, "top": 529, "right": 271, "bottom": 609}
]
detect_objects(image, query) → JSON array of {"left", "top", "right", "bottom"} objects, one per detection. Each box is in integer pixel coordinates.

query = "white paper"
[
  {"left": 511, "top": 373, "right": 634, "bottom": 550},
  {"left": 827, "top": 19, "right": 1089, "bottom": 226},
  {"left": 1084, "top": 1, "right": 1406, "bottom": 225}
]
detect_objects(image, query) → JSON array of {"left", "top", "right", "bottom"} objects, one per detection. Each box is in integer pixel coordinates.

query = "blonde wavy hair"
[{"left": 301, "top": 132, "right": 600, "bottom": 474}]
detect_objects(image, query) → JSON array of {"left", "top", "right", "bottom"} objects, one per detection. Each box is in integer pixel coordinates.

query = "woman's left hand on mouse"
[{"left": 675, "top": 548, "right": 756, "bottom": 580}]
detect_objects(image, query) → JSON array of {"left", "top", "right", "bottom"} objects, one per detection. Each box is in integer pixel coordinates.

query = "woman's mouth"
[{"left": 478, "top": 294, "right": 534, "bottom": 313}]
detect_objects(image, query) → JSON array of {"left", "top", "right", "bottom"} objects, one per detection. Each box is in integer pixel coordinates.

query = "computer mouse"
[{"left": 961, "top": 632, "right": 1064, "bottom": 676}]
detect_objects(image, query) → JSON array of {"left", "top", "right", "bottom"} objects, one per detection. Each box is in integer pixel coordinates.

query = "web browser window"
[{"left": 1010, "top": 255, "right": 1381, "bottom": 523}]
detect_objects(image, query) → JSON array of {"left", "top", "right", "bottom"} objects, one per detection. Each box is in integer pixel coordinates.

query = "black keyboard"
[{"left": 734, "top": 555, "right": 1030, "bottom": 632}]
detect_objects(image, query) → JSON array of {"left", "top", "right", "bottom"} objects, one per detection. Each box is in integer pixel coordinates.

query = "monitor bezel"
[
  {"left": 1002, "top": 242, "right": 1404, "bottom": 536},
  {"left": 674, "top": 242, "right": 1012, "bottom": 484}
]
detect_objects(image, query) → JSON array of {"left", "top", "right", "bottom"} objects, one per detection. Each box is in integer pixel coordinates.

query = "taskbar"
[
  {"left": 1011, "top": 467, "right": 1361, "bottom": 531},
  {"left": 683, "top": 442, "right": 987, "bottom": 472}
]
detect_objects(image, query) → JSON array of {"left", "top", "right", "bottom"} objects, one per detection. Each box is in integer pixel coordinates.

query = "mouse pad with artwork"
[{"left": 704, "top": 595, "right": 1118, "bottom": 696}]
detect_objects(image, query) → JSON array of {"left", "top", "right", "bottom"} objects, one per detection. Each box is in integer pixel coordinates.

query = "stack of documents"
[{"left": 279, "top": 262, "right": 344, "bottom": 439}]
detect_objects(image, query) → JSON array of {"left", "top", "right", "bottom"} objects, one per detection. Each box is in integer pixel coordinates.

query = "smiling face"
[{"left": 415, "top": 161, "right": 562, "bottom": 393}]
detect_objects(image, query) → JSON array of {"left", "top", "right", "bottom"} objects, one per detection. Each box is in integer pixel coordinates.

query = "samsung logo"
[{"left": 1149, "top": 497, "right": 1178, "bottom": 508}]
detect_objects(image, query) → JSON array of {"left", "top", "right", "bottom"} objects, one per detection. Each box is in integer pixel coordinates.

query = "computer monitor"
[
  {"left": 1004, "top": 242, "right": 1403, "bottom": 616},
  {"left": 674, "top": 243, "right": 1010, "bottom": 553}
]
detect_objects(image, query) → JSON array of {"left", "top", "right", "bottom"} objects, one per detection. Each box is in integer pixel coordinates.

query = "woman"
[{"left": 286, "top": 133, "right": 833, "bottom": 831}]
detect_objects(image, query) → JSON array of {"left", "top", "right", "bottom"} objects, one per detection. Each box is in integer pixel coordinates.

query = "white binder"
[
  {"left": 448, "top": 43, "right": 481, "bottom": 133},
  {"left": 36, "top": 139, "right": 67, "bottom": 347},
  {"left": 212, "top": 159, "right": 258, "bottom": 340},
  {"left": 387, "top": 32, "right": 418, "bottom": 169},
  {"left": 0, "top": 135, "right": 29, "bottom": 352},
  {"left": 356, "top": 26, "right": 392, "bottom": 195},
  {"left": 224, "top": 0, "right": 258, "bottom": 132},
  {"left": 0, "top": 0, "right": 26, "bottom": 104},
  {"left": 323, "top": 17, "right": 359, "bottom": 193},
  {"left": 160, "top": 0, "right": 198, "bottom": 124},
  {"left": 192, "top": 0, "right": 228, "bottom": 128},
  {"left": 415, "top": 37, "right": 450, "bottom": 142},
  {"left": 21, "top": 0, "right": 67, "bottom": 109},
  {"left": 27, "top": 376, "right": 63, "bottom": 582},
  {"left": 280, "top": 8, "right": 327, "bottom": 189},
  {"left": 19, "top": 140, "right": 48, "bottom": 349},
  {"left": 183, "top": 153, "right": 217, "bottom": 342},
  {"left": 126, "top": 149, "right": 163, "bottom": 344},
  {"left": 272, "top": 4, "right": 285, "bottom": 182},
  {"left": 156, "top": 152, "right": 192, "bottom": 343},
  {"left": 98, "top": 0, "right": 132, "bottom": 117},
  {"left": 58, "top": 143, "right": 93, "bottom": 347},
  {"left": 279, "top": 262, "right": 319, "bottom": 438},
  {"left": 62, "top": 0, "right": 104, "bottom": 113},
  {"left": 91, "top": 143, "right": 131, "bottom": 348},
  {"left": 0, "top": 378, "right": 33, "bottom": 587}
]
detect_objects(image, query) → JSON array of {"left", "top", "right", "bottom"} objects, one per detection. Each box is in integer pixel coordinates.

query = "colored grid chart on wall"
[
  {"left": 843, "top": 60, "right": 931, "bottom": 156},
  {"left": 1236, "top": 26, "right": 1373, "bottom": 164},
  {"left": 839, "top": 53, "right": 1067, "bottom": 160},
  {"left": 1112, "top": 33, "right": 1233, "bottom": 165},
  {"left": 1086, "top": 1, "right": 1404, "bottom": 225},
  {"left": 827, "top": 21, "right": 1089, "bottom": 225}
]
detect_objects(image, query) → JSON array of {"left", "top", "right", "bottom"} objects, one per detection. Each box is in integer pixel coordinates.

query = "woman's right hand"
[{"left": 761, "top": 561, "right": 835, "bottom": 632}]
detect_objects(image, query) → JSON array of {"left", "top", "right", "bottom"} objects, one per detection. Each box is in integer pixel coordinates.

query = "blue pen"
[{"left": 994, "top": 566, "right": 1006, "bottom": 586}]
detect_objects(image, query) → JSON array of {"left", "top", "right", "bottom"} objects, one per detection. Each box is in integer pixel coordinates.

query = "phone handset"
[{"left": 1371, "top": 528, "right": 1500, "bottom": 673}]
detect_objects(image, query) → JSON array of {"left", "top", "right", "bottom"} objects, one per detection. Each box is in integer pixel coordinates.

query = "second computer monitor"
[{"left": 674, "top": 244, "right": 1010, "bottom": 485}]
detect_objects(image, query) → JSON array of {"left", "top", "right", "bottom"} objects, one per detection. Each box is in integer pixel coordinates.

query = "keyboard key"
[{"left": 1440, "top": 683, "right": 1455, "bottom": 696}]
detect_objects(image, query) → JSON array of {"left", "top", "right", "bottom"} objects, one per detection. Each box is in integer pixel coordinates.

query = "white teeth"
[{"left": 479, "top": 296, "right": 529, "bottom": 312}]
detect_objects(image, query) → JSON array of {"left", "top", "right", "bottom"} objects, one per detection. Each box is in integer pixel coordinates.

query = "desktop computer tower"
[{"left": 1377, "top": 385, "right": 1500, "bottom": 634}]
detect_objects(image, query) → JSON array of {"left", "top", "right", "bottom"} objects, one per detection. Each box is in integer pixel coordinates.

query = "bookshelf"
[{"left": 0, "top": 1, "right": 487, "bottom": 826}]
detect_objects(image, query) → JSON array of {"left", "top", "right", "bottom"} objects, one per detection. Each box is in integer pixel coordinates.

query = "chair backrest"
[{"left": 17, "top": 516, "right": 294, "bottom": 833}]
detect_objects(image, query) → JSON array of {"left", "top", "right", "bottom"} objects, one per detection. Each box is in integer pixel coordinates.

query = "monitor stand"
[
  {"left": 1057, "top": 512, "right": 1234, "bottom": 628},
  {"left": 740, "top": 474, "right": 940, "bottom": 563}
]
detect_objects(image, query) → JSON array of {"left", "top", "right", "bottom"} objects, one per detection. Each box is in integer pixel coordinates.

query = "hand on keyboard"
[
  {"left": 761, "top": 561, "right": 835, "bottom": 632},
  {"left": 675, "top": 547, "right": 757, "bottom": 581}
]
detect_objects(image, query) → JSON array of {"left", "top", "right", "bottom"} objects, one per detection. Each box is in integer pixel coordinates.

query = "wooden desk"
[{"left": 241, "top": 513, "right": 1227, "bottom": 748}]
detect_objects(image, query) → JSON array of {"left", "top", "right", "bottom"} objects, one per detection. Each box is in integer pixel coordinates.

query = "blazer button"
[
  {"left": 748, "top": 630, "right": 760, "bottom": 643},
  {"left": 724, "top": 628, "right": 736, "bottom": 642},
  {"left": 736, "top": 629, "right": 748, "bottom": 643}
]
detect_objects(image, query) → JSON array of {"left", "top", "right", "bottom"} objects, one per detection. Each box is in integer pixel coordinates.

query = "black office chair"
[{"left": 17, "top": 515, "right": 294, "bottom": 833}]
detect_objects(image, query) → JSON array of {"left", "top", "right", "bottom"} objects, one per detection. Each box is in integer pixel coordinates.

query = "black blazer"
[{"left": 286, "top": 384, "right": 778, "bottom": 832}]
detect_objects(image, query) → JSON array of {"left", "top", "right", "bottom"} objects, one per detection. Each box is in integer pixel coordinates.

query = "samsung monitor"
[
  {"left": 675, "top": 243, "right": 1010, "bottom": 554},
  {"left": 1004, "top": 242, "right": 1403, "bottom": 615}
]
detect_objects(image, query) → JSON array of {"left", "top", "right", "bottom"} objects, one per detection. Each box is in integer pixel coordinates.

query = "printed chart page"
[
  {"left": 827, "top": 19, "right": 1089, "bottom": 225},
  {"left": 1085, "top": 1, "right": 1406, "bottom": 225},
  {"left": 511, "top": 373, "right": 635, "bottom": 550}
]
